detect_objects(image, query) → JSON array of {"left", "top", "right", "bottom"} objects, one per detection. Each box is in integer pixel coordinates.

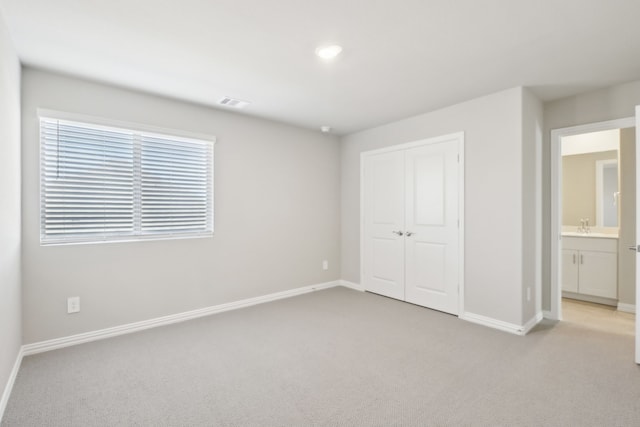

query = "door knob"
[
  {"left": 629, "top": 245, "right": 639, "bottom": 252},
  {"left": 406, "top": 231, "right": 414, "bottom": 237},
  {"left": 392, "top": 230, "right": 404, "bottom": 236}
]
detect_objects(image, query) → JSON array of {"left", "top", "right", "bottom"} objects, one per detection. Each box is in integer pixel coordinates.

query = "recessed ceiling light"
[
  {"left": 315, "top": 45, "right": 343, "bottom": 60},
  {"left": 320, "top": 126, "right": 332, "bottom": 133}
]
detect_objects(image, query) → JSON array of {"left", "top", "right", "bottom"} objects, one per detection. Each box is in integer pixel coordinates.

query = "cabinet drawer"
[{"left": 562, "top": 236, "right": 617, "bottom": 252}]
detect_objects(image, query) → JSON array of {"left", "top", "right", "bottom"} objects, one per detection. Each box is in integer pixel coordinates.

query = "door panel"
[
  {"left": 371, "top": 237, "right": 402, "bottom": 284},
  {"left": 362, "top": 151, "right": 405, "bottom": 300},
  {"left": 414, "top": 154, "right": 445, "bottom": 226},
  {"left": 636, "top": 105, "right": 640, "bottom": 364},
  {"left": 404, "top": 140, "right": 460, "bottom": 314},
  {"left": 412, "top": 242, "right": 446, "bottom": 293}
]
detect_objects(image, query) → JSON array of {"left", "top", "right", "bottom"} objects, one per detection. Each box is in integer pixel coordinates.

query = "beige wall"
[
  {"left": 562, "top": 150, "right": 617, "bottom": 226},
  {"left": 340, "top": 87, "right": 538, "bottom": 327},
  {"left": 543, "top": 79, "right": 640, "bottom": 311},
  {"left": 22, "top": 68, "right": 341, "bottom": 344},
  {"left": 0, "top": 10, "right": 22, "bottom": 409},
  {"left": 618, "top": 127, "right": 636, "bottom": 305}
]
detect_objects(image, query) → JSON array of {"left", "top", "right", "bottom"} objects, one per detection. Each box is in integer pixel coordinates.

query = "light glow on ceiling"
[{"left": 315, "top": 45, "right": 343, "bottom": 60}]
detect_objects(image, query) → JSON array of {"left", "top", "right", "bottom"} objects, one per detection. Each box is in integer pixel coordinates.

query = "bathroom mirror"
[
  {"left": 596, "top": 159, "right": 618, "bottom": 227},
  {"left": 561, "top": 129, "right": 620, "bottom": 229}
]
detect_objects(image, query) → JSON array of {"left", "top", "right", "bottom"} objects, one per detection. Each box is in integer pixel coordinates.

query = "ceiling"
[{"left": 2, "top": 0, "right": 640, "bottom": 135}]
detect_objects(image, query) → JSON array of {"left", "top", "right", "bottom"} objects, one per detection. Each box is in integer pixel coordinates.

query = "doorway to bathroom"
[{"left": 550, "top": 118, "right": 636, "bottom": 340}]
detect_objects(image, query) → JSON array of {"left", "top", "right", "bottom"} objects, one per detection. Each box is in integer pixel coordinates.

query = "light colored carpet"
[{"left": 3, "top": 287, "right": 640, "bottom": 426}]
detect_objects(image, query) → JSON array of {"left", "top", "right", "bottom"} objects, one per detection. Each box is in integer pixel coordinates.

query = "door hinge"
[{"left": 457, "top": 154, "right": 460, "bottom": 163}]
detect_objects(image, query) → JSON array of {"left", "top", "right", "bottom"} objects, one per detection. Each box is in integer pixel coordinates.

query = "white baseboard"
[
  {"left": 0, "top": 347, "right": 24, "bottom": 422},
  {"left": 23, "top": 280, "right": 341, "bottom": 356},
  {"left": 617, "top": 303, "right": 636, "bottom": 314},
  {"left": 460, "top": 312, "right": 535, "bottom": 336},
  {"left": 522, "top": 312, "right": 544, "bottom": 335},
  {"left": 339, "top": 280, "right": 365, "bottom": 292}
]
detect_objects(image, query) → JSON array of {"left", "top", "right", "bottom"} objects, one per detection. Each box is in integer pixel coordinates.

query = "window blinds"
[
  {"left": 140, "top": 134, "right": 212, "bottom": 234},
  {"left": 40, "top": 117, "right": 213, "bottom": 244}
]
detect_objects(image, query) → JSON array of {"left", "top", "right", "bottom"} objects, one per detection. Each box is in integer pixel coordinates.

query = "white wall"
[
  {"left": 22, "top": 68, "right": 341, "bottom": 344},
  {"left": 341, "top": 87, "right": 529, "bottom": 326},
  {"left": 0, "top": 9, "right": 21, "bottom": 411},
  {"left": 522, "top": 88, "right": 543, "bottom": 323},
  {"left": 543, "top": 79, "right": 640, "bottom": 310}
]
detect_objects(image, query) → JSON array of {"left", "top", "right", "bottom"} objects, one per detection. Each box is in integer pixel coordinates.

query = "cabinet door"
[
  {"left": 562, "top": 249, "right": 579, "bottom": 293},
  {"left": 578, "top": 250, "right": 618, "bottom": 299}
]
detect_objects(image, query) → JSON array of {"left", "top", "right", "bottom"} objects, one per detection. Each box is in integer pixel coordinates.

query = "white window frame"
[{"left": 38, "top": 109, "right": 215, "bottom": 246}]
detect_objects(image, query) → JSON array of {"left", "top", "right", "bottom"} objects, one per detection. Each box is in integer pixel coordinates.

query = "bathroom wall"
[{"left": 618, "top": 127, "right": 636, "bottom": 306}]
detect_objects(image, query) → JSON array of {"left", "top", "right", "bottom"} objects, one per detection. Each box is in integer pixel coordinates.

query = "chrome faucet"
[{"left": 578, "top": 218, "right": 591, "bottom": 234}]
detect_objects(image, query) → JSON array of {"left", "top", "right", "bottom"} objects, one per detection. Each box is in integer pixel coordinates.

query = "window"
[{"left": 40, "top": 115, "right": 214, "bottom": 245}]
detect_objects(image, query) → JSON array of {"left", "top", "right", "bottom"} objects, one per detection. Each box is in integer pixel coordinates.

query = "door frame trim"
[
  {"left": 549, "top": 117, "right": 634, "bottom": 320},
  {"left": 359, "top": 132, "right": 465, "bottom": 316}
]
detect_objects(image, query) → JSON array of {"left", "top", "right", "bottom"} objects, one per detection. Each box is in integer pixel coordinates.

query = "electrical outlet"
[
  {"left": 322, "top": 260, "right": 329, "bottom": 270},
  {"left": 526, "top": 287, "right": 531, "bottom": 302},
  {"left": 67, "top": 296, "right": 80, "bottom": 314}
]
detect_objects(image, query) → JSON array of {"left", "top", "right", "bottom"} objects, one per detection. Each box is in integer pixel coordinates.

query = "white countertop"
[{"left": 562, "top": 232, "right": 618, "bottom": 239}]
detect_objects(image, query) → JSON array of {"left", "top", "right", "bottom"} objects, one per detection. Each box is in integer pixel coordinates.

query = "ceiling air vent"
[{"left": 218, "top": 96, "right": 251, "bottom": 109}]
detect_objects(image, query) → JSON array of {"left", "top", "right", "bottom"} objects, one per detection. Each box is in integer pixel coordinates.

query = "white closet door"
[
  {"left": 404, "top": 140, "right": 460, "bottom": 314},
  {"left": 362, "top": 150, "right": 405, "bottom": 300},
  {"left": 635, "top": 105, "right": 640, "bottom": 364}
]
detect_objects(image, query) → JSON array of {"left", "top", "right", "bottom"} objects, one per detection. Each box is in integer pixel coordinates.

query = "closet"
[{"left": 361, "top": 133, "right": 463, "bottom": 315}]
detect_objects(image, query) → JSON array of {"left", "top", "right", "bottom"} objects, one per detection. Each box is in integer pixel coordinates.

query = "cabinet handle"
[
  {"left": 580, "top": 254, "right": 584, "bottom": 264},
  {"left": 392, "top": 230, "right": 404, "bottom": 236},
  {"left": 573, "top": 254, "right": 576, "bottom": 264}
]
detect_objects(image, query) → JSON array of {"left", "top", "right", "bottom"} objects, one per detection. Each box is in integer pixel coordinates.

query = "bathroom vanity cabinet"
[{"left": 562, "top": 236, "right": 618, "bottom": 299}]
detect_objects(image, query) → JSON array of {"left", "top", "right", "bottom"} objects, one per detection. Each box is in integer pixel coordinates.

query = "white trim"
[
  {"left": 359, "top": 132, "right": 465, "bottom": 315},
  {"left": 522, "top": 312, "right": 545, "bottom": 335},
  {"left": 359, "top": 150, "right": 366, "bottom": 296},
  {"left": 339, "top": 280, "right": 365, "bottom": 292},
  {"left": 22, "top": 281, "right": 340, "bottom": 356},
  {"left": 636, "top": 106, "right": 640, "bottom": 365},
  {"left": 458, "top": 135, "right": 466, "bottom": 316},
  {"left": 359, "top": 132, "right": 464, "bottom": 157},
  {"left": 618, "top": 302, "right": 636, "bottom": 314},
  {"left": 460, "top": 312, "right": 531, "bottom": 336},
  {"left": 37, "top": 108, "right": 216, "bottom": 144},
  {"left": 542, "top": 310, "right": 553, "bottom": 319},
  {"left": 0, "top": 347, "right": 24, "bottom": 421},
  {"left": 549, "top": 117, "right": 634, "bottom": 321}
]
